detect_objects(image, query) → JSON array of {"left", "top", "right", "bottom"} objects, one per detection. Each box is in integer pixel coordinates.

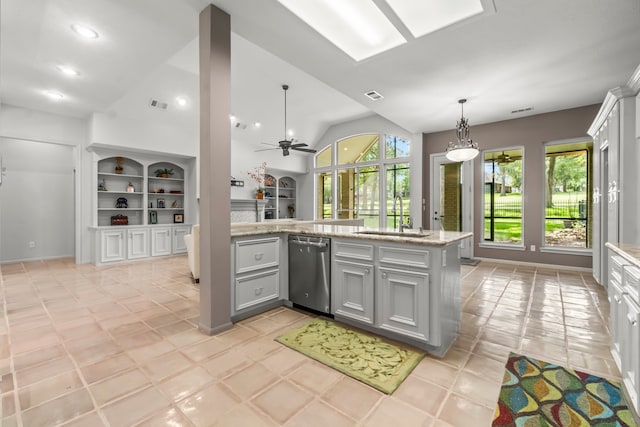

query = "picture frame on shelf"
[
  {"left": 149, "top": 210, "right": 158, "bottom": 224},
  {"left": 157, "top": 199, "right": 165, "bottom": 209},
  {"left": 173, "top": 214, "right": 184, "bottom": 223}
]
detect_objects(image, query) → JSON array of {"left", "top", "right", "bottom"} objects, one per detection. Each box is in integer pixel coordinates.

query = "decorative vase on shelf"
[
  {"left": 115, "top": 157, "right": 124, "bottom": 174},
  {"left": 256, "top": 188, "right": 264, "bottom": 199}
]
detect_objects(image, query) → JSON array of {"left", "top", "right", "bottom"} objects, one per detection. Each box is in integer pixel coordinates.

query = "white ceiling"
[{"left": 2, "top": 0, "right": 640, "bottom": 150}]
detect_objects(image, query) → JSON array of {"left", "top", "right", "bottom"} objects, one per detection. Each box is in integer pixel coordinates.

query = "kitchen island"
[{"left": 229, "top": 221, "right": 472, "bottom": 357}]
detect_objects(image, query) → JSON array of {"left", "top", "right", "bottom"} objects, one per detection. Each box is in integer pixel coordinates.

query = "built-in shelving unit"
[
  {"left": 148, "top": 162, "right": 185, "bottom": 225},
  {"left": 262, "top": 173, "right": 297, "bottom": 220},
  {"left": 97, "top": 157, "right": 145, "bottom": 226}
]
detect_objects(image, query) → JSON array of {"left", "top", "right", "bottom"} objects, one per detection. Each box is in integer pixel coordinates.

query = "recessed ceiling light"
[
  {"left": 254, "top": 122, "right": 262, "bottom": 128},
  {"left": 385, "top": 0, "right": 485, "bottom": 38},
  {"left": 277, "top": 0, "right": 406, "bottom": 61},
  {"left": 71, "top": 24, "right": 99, "bottom": 39},
  {"left": 229, "top": 114, "right": 236, "bottom": 122},
  {"left": 43, "top": 90, "right": 64, "bottom": 101},
  {"left": 288, "top": 129, "right": 295, "bottom": 137},
  {"left": 175, "top": 97, "right": 187, "bottom": 107},
  {"left": 57, "top": 65, "right": 79, "bottom": 77}
]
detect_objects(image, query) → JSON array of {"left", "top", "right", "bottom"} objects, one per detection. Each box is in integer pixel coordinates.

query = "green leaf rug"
[{"left": 275, "top": 318, "right": 424, "bottom": 394}]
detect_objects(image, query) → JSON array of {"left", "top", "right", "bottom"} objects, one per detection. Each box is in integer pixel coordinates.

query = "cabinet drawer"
[
  {"left": 235, "top": 269, "right": 280, "bottom": 311},
  {"left": 235, "top": 237, "right": 280, "bottom": 274},
  {"left": 611, "top": 255, "right": 627, "bottom": 284},
  {"left": 623, "top": 265, "right": 640, "bottom": 302},
  {"left": 334, "top": 241, "right": 374, "bottom": 261},
  {"left": 379, "top": 246, "right": 429, "bottom": 269}
]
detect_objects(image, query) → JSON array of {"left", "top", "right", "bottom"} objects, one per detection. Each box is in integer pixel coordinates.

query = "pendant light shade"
[{"left": 445, "top": 99, "right": 479, "bottom": 162}]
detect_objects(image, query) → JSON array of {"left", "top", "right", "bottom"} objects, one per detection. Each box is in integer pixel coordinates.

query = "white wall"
[
  {"left": 0, "top": 104, "right": 90, "bottom": 263},
  {"left": 298, "top": 114, "right": 422, "bottom": 225}
]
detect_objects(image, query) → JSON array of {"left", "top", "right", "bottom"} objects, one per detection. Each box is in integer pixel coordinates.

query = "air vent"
[
  {"left": 149, "top": 99, "right": 168, "bottom": 110},
  {"left": 511, "top": 107, "right": 533, "bottom": 114},
  {"left": 364, "top": 90, "right": 384, "bottom": 101}
]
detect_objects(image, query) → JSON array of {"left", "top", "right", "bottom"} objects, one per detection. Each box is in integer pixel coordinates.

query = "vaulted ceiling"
[{"left": 2, "top": 0, "right": 639, "bottom": 149}]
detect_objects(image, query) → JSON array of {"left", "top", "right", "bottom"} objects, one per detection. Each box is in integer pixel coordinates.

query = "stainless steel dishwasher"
[{"left": 288, "top": 235, "right": 331, "bottom": 314}]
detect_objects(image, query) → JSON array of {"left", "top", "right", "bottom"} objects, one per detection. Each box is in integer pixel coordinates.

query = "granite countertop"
[
  {"left": 230, "top": 220, "right": 472, "bottom": 246},
  {"left": 606, "top": 242, "right": 640, "bottom": 268}
]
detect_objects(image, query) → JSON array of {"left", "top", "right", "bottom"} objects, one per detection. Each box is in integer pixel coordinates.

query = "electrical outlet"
[
  {"left": 530, "top": 245, "right": 535, "bottom": 252},
  {"left": 29, "top": 241, "right": 36, "bottom": 248}
]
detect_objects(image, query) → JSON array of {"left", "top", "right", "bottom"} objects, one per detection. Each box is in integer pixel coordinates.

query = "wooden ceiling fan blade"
[{"left": 289, "top": 143, "right": 308, "bottom": 148}]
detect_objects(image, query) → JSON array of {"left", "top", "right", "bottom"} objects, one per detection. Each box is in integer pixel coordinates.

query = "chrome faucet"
[{"left": 393, "top": 195, "right": 412, "bottom": 232}]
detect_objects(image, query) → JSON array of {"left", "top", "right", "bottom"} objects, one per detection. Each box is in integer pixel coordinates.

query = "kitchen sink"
[{"left": 355, "top": 230, "right": 432, "bottom": 238}]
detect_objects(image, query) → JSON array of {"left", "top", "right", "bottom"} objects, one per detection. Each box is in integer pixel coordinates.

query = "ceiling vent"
[
  {"left": 364, "top": 90, "right": 384, "bottom": 101},
  {"left": 511, "top": 107, "right": 533, "bottom": 114},
  {"left": 234, "top": 122, "right": 247, "bottom": 130},
  {"left": 149, "top": 99, "right": 168, "bottom": 110}
]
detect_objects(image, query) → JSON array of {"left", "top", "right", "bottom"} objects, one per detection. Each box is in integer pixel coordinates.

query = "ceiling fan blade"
[
  {"left": 260, "top": 142, "right": 278, "bottom": 147},
  {"left": 289, "top": 143, "right": 308, "bottom": 149},
  {"left": 254, "top": 147, "right": 279, "bottom": 152},
  {"left": 291, "top": 147, "right": 317, "bottom": 153}
]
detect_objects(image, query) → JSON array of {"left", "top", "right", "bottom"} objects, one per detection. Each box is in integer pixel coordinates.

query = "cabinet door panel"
[
  {"left": 128, "top": 229, "right": 149, "bottom": 259},
  {"left": 172, "top": 226, "right": 190, "bottom": 254},
  {"left": 101, "top": 230, "right": 126, "bottom": 263},
  {"left": 151, "top": 228, "right": 172, "bottom": 256},
  {"left": 333, "top": 260, "right": 374, "bottom": 324},
  {"left": 378, "top": 267, "right": 429, "bottom": 342},
  {"left": 622, "top": 294, "right": 639, "bottom": 412},
  {"left": 235, "top": 237, "right": 280, "bottom": 274}
]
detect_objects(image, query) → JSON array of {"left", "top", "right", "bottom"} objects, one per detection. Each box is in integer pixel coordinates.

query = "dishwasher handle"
[{"left": 290, "top": 239, "right": 329, "bottom": 249}]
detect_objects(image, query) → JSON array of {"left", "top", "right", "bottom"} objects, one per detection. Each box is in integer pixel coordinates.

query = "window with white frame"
[{"left": 315, "top": 133, "right": 410, "bottom": 228}]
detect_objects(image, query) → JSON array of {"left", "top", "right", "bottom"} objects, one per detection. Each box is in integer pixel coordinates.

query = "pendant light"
[{"left": 445, "top": 99, "right": 479, "bottom": 162}]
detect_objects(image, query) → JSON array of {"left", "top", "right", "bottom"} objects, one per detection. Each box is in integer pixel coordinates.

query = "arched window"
[{"left": 315, "top": 133, "right": 410, "bottom": 228}]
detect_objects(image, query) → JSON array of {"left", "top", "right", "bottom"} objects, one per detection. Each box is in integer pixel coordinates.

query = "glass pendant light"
[{"left": 445, "top": 99, "right": 479, "bottom": 162}]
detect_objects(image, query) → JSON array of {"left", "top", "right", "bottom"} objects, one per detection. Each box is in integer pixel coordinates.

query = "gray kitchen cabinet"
[
  {"left": 232, "top": 236, "right": 282, "bottom": 316},
  {"left": 334, "top": 259, "right": 374, "bottom": 325},
  {"left": 333, "top": 240, "right": 375, "bottom": 324},
  {"left": 378, "top": 266, "right": 429, "bottom": 342}
]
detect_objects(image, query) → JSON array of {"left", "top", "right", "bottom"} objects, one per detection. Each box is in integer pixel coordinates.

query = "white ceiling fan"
[{"left": 255, "top": 85, "right": 317, "bottom": 157}]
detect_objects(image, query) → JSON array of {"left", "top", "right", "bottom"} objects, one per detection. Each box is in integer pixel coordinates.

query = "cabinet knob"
[
  {"left": 364, "top": 268, "right": 370, "bottom": 275},
  {"left": 382, "top": 272, "right": 387, "bottom": 279},
  {"left": 254, "top": 253, "right": 263, "bottom": 261},
  {"left": 255, "top": 287, "right": 263, "bottom": 296}
]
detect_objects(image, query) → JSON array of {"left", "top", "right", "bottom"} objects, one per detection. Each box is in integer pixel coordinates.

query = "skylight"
[
  {"left": 277, "top": 0, "right": 492, "bottom": 61},
  {"left": 384, "top": 0, "right": 485, "bottom": 38},
  {"left": 277, "top": 0, "right": 406, "bottom": 61}
]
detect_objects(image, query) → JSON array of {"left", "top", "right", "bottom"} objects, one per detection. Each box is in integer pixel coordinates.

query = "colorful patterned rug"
[
  {"left": 275, "top": 318, "right": 424, "bottom": 394},
  {"left": 493, "top": 352, "right": 637, "bottom": 426}
]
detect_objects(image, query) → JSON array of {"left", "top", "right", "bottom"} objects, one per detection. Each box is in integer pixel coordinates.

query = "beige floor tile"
[
  {"left": 157, "top": 366, "right": 215, "bottom": 402},
  {"left": 127, "top": 340, "right": 176, "bottom": 363},
  {"left": 321, "top": 377, "right": 382, "bottom": 421},
  {"left": 21, "top": 388, "right": 95, "bottom": 427},
  {"left": 412, "top": 357, "right": 460, "bottom": 389},
  {"left": 141, "top": 351, "right": 194, "bottom": 382},
  {"left": 463, "top": 353, "right": 507, "bottom": 379},
  {"left": 18, "top": 370, "right": 84, "bottom": 410},
  {"left": 166, "top": 328, "right": 209, "bottom": 347},
  {"left": 89, "top": 368, "right": 151, "bottom": 406},
  {"left": 15, "top": 356, "right": 75, "bottom": 388},
  {"left": 362, "top": 397, "right": 431, "bottom": 427},
  {"left": 438, "top": 394, "right": 494, "bottom": 427},
  {"left": 101, "top": 387, "right": 170, "bottom": 427},
  {"left": 200, "top": 349, "right": 253, "bottom": 379},
  {"left": 177, "top": 383, "right": 241, "bottom": 426},
  {"left": 288, "top": 361, "right": 342, "bottom": 394},
  {"left": 135, "top": 406, "right": 195, "bottom": 427},
  {"left": 234, "top": 336, "right": 283, "bottom": 361},
  {"left": 285, "top": 399, "right": 358, "bottom": 427},
  {"left": 180, "top": 337, "right": 232, "bottom": 362},
  {"left": 260, "top": 347, "right": 307, "bottom": 376},
  {"left": 213, "top": 403, "right": 278, "bottom": 427},
  {"left": 59, "top": 411, "right": 107, "bottom": 426},
  {"left": 394, "top": 375, "right": 448, "bottom": 416},
  {"left": 223, "top": 362, "right": 279, "bottom": 400},
  {"left": 80, "top": 353, "right": 137, "bottom": 384},
  {"left": 452, "top": 371, "right": 502, "bottom": 408},
  {"left": 252, "top": 380, "right": 313, "bottom": 424}
]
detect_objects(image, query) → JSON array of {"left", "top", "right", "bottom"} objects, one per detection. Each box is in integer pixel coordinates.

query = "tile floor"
[{"left": 0, "top": 256, "right": 619, "bottom": 426}]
